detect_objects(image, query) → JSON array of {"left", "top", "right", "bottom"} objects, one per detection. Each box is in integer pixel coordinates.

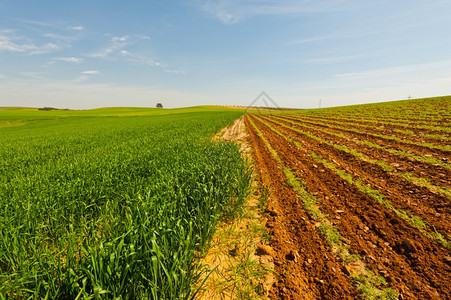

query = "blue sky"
[{"left": 1, "top": 0, "right": 451, "bottom": 109}]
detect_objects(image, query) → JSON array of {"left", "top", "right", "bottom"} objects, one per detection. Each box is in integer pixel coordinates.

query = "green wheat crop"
[{"left": 0, "top": 107, "right": 250, "bottom": 299}]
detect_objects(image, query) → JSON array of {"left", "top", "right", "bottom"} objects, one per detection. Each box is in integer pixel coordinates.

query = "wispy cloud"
[
  {"left": 20, "top": 19, "right": 53, "bottom": 27},
  {"left": 90, "top": 35, "right": 130, "bottom": 58},
  {"left": 55, "top": 57, "right": 82, "bottom": 63},
  {"left": 0, "top": 19, "right": 84, "bottom": 57},
  {"left": 81, "top": 70, "right": 100, "bottom": 75},
  {"left": 42, "top": 32, "right": 79, "bottom": 43},
  {"left": 69, "top": 26, "right": 84, "bottom": 31},
  {"left": 0, "top": 32, "right": 63, "bottom": 55},
  {"left": 198, "top": 0, "right": 358, "bottom": 25},
  {"left": 0, "top": 34, "right": 36, "bottom": 52},
  {"left": 29, "top": 42, "right": 61, "bottom": 55},
  {"left": 72, "top": 70, "right": 101, "bottom": 82},
  {"left": 139, "top": 35, "right": 151, "bottom": 40},
  {"left": 111, "top": 35, "right": 129, "bottom": 42},
  {"left": 20, "top": 72, "right": 47, "bottom": 79},
  {"left": 88, "top": 35, "right": 178, "bottom": 73},
  {"left": 120, "top": 50, "right": 185, "bottom": 74},
  {"left": 304, "top": 54, "right": 365, "bottom": 65},
  {"left": 288, "top": 30, "right": 373, "bottom": 45}
]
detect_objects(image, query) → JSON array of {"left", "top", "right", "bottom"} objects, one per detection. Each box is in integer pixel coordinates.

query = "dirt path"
[{"left": 197, "top": 117, "right": 274, "bottom": 299}]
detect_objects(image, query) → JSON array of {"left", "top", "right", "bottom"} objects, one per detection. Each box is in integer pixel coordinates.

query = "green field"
[{"left": 0, "top": 106, "right": 250, "bottom": 299}]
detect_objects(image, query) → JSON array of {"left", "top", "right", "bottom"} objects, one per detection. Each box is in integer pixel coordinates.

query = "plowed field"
[{"left": 245, "top": 97, "right": 450, "bottom": 299}]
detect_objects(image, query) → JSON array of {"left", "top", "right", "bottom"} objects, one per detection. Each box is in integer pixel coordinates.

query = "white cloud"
[
  {"left": 91, "top": 34, "right": 151, "bottom": 59},
  {"left": 81, "top": 70, "right": 100, "bottom": 75},
  {"left": 0, "top": 34, "right": 36, "bottom": 52},
  {"left": 91, "top": 36, "right": 129, "bottom": 58},
  {"left": 90, "top": 45, "right": 123, "bottom": 58},
  {"left": 90, "top": 37, "right": 182, "bottom": 73},
  {"left": 111, "top": 35, "right": 129, "bottom": 42},
  {"left": 70, "top": 26, "right": 84, "bottom": 31},
  {"left": 0, "top": 33, "right": 62, "bottom": 55},
  {"left": 55, "top": 57, "right": 82, "bottom": 63},
  {"left": 29, "top": 42, "right": 61, "bottom": 55},
  {"left": 215, "top": 11, "right": 240, "bottom": 25},
  {"left": 72, "top": 71, "right": 100, "bottom": 82}
]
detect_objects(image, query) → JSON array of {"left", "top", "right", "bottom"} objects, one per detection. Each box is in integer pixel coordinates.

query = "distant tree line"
[{"left": 38, "top": 107, "right": 70, "bottom": 111}]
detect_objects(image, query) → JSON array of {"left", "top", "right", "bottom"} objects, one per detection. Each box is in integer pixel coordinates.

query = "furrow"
[{"left": 248, "top": 114, "right": 451, "bottom": 299}]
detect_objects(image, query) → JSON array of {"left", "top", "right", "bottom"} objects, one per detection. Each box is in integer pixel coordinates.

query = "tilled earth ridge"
[
  {"left": 294, "top": 115, "right": 450, "bottom": 146},
  {"left": 245, "top": 116, "right": 361, "bottom": 299},
  {"left": 280, "top": 115, "right": 450, "bottom": 161},
  {"left": 246, "top": 114, "right": 451, "bottom": 300},
  {"left": 268, "top": 115, "right": 450, "bottom": 192},
  {"left": 258, "top": 115, "right": 450, "bottom": 236}
]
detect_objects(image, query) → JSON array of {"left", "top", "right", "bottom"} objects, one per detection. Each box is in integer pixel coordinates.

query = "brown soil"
[
  {"left": 245, "top": 116, "right": 361, "bottom": 299},
  {"left": 259, "top": 115, "right": 450, "bottom": 234},
  {"left": 298, "top": 114, "right": 450, "bottom": 143},
  {"left": 274, "top": 115, "right": 451, "bottom": 182},
  {"left": 246, "top": 114, "right": 451, "bottom": 300},
  {"left": 281, "top": 115, "right": 450, "bottom": 160}
]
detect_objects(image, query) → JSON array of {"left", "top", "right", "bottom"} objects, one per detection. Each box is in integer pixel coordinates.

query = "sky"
[{"left": 1, "top": 0, "right": 451, "bottom": 109}]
